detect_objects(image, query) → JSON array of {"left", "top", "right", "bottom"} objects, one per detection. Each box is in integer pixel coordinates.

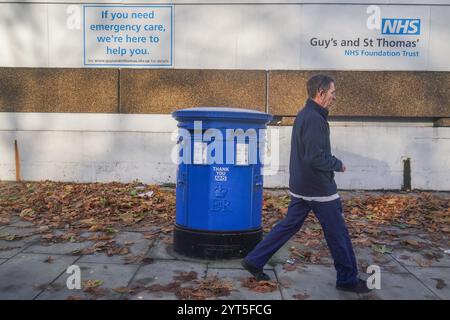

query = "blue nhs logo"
[{"left": 381, "top": 18, "right": 421, "bottom": 35}]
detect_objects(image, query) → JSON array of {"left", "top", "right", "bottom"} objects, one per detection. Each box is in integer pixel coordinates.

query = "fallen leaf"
[
  {"left": 0, "top": 233, "right": 17, "bottom": 241},
  {"left": 79, "top": 218, "right": 96, "bottom": 226},
  {"left": 20, "top": 208, "right": 35, "bottom": 220},
  {"left": 105, "top": 227, "right": 118, "bottom": 234},
  {"left": 142, "top": 257, "right": 154, "bottom": 264},
  {"left": 175, "top": 276, "right": 234, "bottom": 300},
  {"left": 432, "top": 278, "right": 446, "bottom": 290},
  {"left": 41, "top": 233, "right": 55, "bottom": 241},
  {"left": 0, "top": 217, "right": 10, "bottom": 224},
  {"left": 39, "top": 226, "right": 50, "bottom": 233},
  {"left": 123, "top": 254, "right": 144, "bottom": 264},
  {"left": 241, "top": 278, "right": 278, "bottom": 293},
  {"left": 441, "top": 227, "right": 450, "bottom": 233},
  {"left": 174, "top": 271, "right": 198, "bottom": 282},
  {"left": 371, "top": 244, "right": 393, "bottom": 254},
  {"left": 82, "top": 279, "right": 103, "bottom": 290},
  {"left": 414, "top": 258, "right": 433, "bottom": 267},
  {"left": 84, "top": 287, "right": 108, "bottom": 297},
  {"left": 88, "top": 224, "right": 104, "bottom": 232},
  {"left": 283, "top": 263, "right": 298, "bottom": 272},
  {"left": 405, "top": 239, "right": 421, "bottom": 247},
  {"left": 406, "top": 219, "right": 421, "bottom": 226},
  {"left": 113, "top": 287, "right": 133, "bottom": 294},
  {"left": 293, "top": 292, "right": 310, "bottom": 300}
]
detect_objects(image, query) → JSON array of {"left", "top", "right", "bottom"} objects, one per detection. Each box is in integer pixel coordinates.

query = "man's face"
[{"left": 317, "top": 82, "right": 336, "bottom": 109}]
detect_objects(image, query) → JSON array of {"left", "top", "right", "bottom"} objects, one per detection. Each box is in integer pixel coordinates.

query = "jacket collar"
[{"left": 305, "top": 98, "right": 329, "bottom": 119}]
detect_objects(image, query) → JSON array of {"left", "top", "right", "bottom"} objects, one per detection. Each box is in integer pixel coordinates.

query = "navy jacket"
[{"left": 289, "top": 98, "right": 343, "bottom": 197}]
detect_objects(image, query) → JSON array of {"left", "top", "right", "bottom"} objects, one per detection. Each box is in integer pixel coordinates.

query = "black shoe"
[
  {"left": 336, "top": 279, "right": 373, "bottom": 294},
  {"left": 241, "top": 259, "right": 271, "bottom": 281}
]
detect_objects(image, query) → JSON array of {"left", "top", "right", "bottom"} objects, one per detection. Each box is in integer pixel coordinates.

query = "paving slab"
[
  {"left": 0, "top": 241, "right": 26, "bottom": 259},
  {"left": 0, "top": 226, "right": 39, "bottom": 239},
  {"left": 268, "top": 239, "right": 334, "bottom": 267},
  {"left": 405, "top": 267, "right": 450, "bottom": 300},
  {"left": 275, "top": 264, "right": 359, "bottom": 300},
  {"left": 123, "top": 225, "right": 162, "bottom": 233},
  {"left": 353, "top": 247, "right": 406, "bottom": 274},
  {"left": 267, "top": 240, "right": 298, "bottom": 266},
  {"left": 0, "top": 253, "right": 78, "bottom": 300},
  {"left": 207, "top": 258, "right": 245, "bottom": 269},
  {"left": 78, "top": 232, "right": 153, "bottom": 264},
  {"left": 148, "top": 238, "right": 177, "bottom": 260},
  {"left": 3, "top": 216, "right": 21, "bottom": 225},
  {"left": 9, "top": 220, "right": 36, "bottom": 228},
  {"left": 127, "top": 260, "right": 208, "bottom": 300},
  {"left": 0, "top": 226, "right": 40, "bottom": 258},
  {"left": 206, "top": 268, "right": 281, "bottom": 300},
  {"left": 0, "top": 259, "right": 7, "bottom": 265},
  {"left": 361, "top": 272, "right": 440, "bottom": 300},
  {"left": 24, "top": 240, "right": 94, "bottom": 255},
  {"left": 36, "top": 262, "right": 140, "bottom": 300},
  {"left": 391, "top": 249, "right": 450, "bottom": 268}
]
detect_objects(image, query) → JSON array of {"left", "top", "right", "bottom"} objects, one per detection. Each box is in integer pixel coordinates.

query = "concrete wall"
[
  {"left": 1, "top": 113, "right": 449, "bottom": 190},
  {"left": 1, "top": 2, "right": 450, "bottom": 70}
]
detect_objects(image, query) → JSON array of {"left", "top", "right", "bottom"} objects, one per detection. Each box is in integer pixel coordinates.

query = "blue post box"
[{"left": 172, "top": 107, "right": 272, "bottom": 259}]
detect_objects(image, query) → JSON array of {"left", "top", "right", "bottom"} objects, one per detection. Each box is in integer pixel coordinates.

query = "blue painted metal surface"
[{"left": 172, "top": 107, "right": 272, "bottom": 232}]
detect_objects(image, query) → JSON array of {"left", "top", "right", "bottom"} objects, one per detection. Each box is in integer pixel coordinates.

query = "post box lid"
[{"left": 172, "top": 107, "right": 272, "bottom": 123}]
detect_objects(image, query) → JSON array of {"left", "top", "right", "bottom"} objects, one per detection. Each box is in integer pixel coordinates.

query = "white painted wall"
[
  {"left": 1, "top": 113, "right": 448, "bottom": 190},
  {"left": 1, "top": 2, "right": 449, "bottom": 70},
  {"left": 1, "top": 1, "right": 449, "bottom": 4}
]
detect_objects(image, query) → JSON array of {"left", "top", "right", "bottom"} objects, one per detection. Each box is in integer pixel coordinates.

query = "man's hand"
[{"left": 341, "top": 164, "right": 346, "bottom": 172}]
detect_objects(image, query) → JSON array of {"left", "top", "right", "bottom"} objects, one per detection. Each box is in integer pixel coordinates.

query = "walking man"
[{"left": 242, "top": 74, "right": 371, "bottom": 294}]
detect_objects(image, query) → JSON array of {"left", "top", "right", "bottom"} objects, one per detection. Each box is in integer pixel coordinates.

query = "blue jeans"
[{"left": 245, "top": 196, "right": 358, "bottom": 287}]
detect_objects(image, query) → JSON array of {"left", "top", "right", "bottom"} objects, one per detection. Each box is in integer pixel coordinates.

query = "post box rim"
[{"left": 172, "top": 107, "right": 273, "bottom": 123}]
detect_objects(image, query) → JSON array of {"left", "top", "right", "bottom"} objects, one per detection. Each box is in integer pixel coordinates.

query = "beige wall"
[{"left": 1, "top": 68, "right": 449, "bottom": 120}]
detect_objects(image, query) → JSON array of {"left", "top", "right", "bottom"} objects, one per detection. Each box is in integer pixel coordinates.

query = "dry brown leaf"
[
  {"left": 432, "top": 278, "right": 446, "bottom": 290},
  {"left": 173, "top": 271, "right": 198, "bottom": 282},
  {"left": 123, "top": 254, "right": 144, "bottom": 264},
  {"left": 82, "top": 279, "right": 103, "bottom": 289},
  {"left": 241, "top": 278, "right": 278, "bottom": 293},
  {"left": 293, "top": 292, "right": 310, "bottom": 300}
]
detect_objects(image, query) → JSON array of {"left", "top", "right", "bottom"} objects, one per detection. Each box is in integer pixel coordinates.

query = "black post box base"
[{"left": 173, "top": 224, "right": 263, "bottom": 260}]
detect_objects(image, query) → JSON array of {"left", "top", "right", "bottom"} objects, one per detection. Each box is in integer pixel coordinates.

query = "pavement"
[{"left": 0, "top": 215, "right": 449, "bottom": 300}]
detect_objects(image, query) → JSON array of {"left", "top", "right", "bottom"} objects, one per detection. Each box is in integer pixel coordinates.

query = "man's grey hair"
[{"left": 307, "top": 74, "right": 335, "bottom": 99}]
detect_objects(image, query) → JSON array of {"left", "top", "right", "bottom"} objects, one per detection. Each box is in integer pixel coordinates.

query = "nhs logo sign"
[
  {"left": 381, "top": 18, "right": 421, "bottom": 35},
  {"left": 366, "top": 6, "right": 423, "bottom": 35}
]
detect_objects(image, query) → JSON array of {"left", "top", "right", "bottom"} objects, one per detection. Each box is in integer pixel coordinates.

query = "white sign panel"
[
  {"left": 236, "top": 143, "right": 249, "bottom": 166},
  {"left": 194, "top": 142, "right": 207, "bottom": 165},
  {"left": 83, "top": 5, "right": 173, "bottom": 67},
  {"left": 300, "top": 5, "right": 430, "bottom": 70}
]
